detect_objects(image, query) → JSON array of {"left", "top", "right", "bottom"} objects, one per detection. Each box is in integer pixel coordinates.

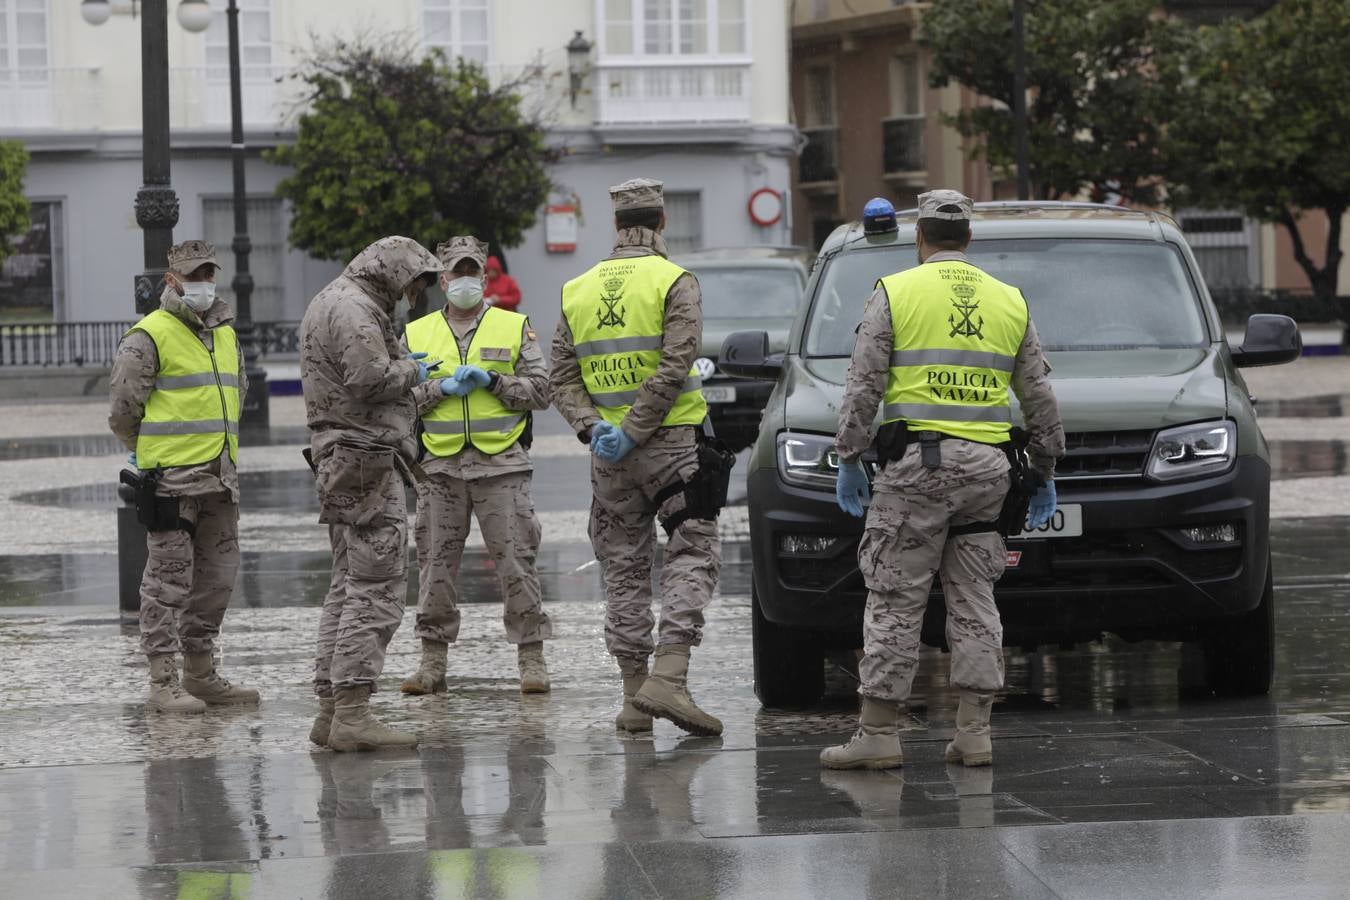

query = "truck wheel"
[
  {"left": 752, "top": 583, "right": 825, "bottom": 707},
  {"left": 1201, "top": 557, "right": 1274, "bottom": 697}
]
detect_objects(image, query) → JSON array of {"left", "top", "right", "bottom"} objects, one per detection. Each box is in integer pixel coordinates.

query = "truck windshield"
[
  {"left": 804, "top": 239, "right": 1208, "bottom": 357},
  {"left": 692, "top": 266, "right": 805, "bottom": 319}
]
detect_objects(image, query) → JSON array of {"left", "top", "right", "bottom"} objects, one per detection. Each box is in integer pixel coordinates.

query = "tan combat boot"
[
  {"left": 615, "top": 657, "right": 653, "bottom": 733},
  {"left": 631, "top": 644, "right": 723, "bottom": 737},
  {"left": 181, "top": 651, "right": 260, "bottom": 706},
  {"left": 819, "top": 697, "right": 904, "bottom": 770},
  {"left": 945, "top": 690, "right": 995, "bottom": 767},
  {"left": 328, "top": 685, "right": 419, "bottom": 752},
  {"left": 310, "top": 685, "right": 335, "bottom": 748},
  {"left": 146, "top": 654, "right": 207, "bottom": 715},
  {"left": 517, "top": 641, "right": 550, "bottom": 694},
  {"left": 401, "top": 639, "right": 448, "bottom": 695}
]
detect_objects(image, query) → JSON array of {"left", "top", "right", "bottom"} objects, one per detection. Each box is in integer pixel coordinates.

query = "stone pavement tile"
[
  {"left": 1193, "top": 783, "right": 1350, "bottom": 818},
  {"left": 1002, "top": 786, "right": 1232, "bottom": 825},
  {"left": 998, "top": 813, "right": 1350, "bottom": 900},
  {"left": 1150, "top": 722, "right": 1350, "bottom": 788},
  {"left": 628, "top": 830, "right": 1059, "bottom": 899}
]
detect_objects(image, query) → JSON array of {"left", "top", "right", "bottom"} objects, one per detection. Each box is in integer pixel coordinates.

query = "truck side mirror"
[
  {"left": 1232, "top": 314, "right": 1302, "bottom": 368},
  {"left": 719, "top": 330, "right": 783, "bottom": 379}
]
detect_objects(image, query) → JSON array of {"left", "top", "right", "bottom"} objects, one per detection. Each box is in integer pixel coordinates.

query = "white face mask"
[
  {"left": 444, "top": 275, "right": 484, "bottom": 310},
  {"left": 180, "top": 281, "right": 216, "bottom": 313}
]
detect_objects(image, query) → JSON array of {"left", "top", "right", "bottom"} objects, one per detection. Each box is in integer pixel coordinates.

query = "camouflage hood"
[{"left": 342, "top": 236, "right": 442, "bottom": 311}]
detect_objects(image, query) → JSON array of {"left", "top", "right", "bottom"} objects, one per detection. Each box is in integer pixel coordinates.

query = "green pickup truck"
[{"left": 719, "top": 201, "right": 1302, "bottom": 707}]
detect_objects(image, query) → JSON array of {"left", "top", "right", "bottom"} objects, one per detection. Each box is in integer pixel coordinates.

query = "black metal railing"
[
  {"left": 0, "top": 319, "right": 304, "bottom": 367},
  {"left": 799, "top": 126, "right": 839, "bottom": 183},
  {"left": 882, "top": 115, "right": 925, "bottom": 174}
]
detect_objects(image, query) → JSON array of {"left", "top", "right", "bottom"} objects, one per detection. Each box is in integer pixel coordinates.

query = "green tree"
[
  {"left": 1164, "top": 0, "right": 1350, "bottom": 301},
  {"left": 919, "top": 0, "right": 1184, "bottom": 204},
  {"left": 269, "top": 41, "right": 557, "bottom": 263},
  {"left": 0, "top": 140, "right": 32, "bottom": 267}
]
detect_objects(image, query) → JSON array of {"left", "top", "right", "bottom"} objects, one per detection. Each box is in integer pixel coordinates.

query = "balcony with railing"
[
  {"left": 594, "top": 59, "right": 752, "bottom": 125},
  {"left": 798, "top": 126, "right": 838, "bottom": 185},
  {"left": 0, "top": 68, "right": 105, "bottom": 132},
  {"left": 170, "top": 65, "right": 296, "bottom": 129},
  {"left": 882, "top": 115, "right": 926, "bottom": 181}
]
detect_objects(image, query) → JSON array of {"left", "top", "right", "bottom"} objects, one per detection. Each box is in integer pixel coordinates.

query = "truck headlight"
[
  {"left": 1146, "top": 420, "right": 1236, "bottom": 482},
  {"left": 776, "top": 432, "right": 841, "bottom": 490}
]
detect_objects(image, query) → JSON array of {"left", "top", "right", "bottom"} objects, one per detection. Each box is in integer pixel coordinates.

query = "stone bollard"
[{"left": 117, "top": 482, "right": 147, "bottom": 612}]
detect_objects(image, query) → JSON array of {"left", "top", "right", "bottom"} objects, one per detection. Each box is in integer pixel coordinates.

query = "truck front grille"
[{"left": 1056, "top": 429, "right": 1154, "bottom": 479}]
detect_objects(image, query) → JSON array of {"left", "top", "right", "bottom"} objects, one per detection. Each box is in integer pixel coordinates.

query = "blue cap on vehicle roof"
[{"left": 863, "top": 197, "right": 897, "bottom": 235}]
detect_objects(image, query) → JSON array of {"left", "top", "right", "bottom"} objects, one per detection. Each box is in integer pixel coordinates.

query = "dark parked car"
[
  {"left": 721, "top": 201, "right": 1302, "bottom": 707},
  {"left": 674, "top": 247, "right": 812, "bottom": 452}
]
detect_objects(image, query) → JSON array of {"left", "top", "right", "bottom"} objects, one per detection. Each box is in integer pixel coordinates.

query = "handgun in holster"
[
  {"left": 947, "top": 427, "right": 1039, "bottom": 539},
  {"left": 654, "top": 420, "right": 737, "bottom": 538},
  {"left": 119, "top": 467, "right": 196, "bottom": 537}
]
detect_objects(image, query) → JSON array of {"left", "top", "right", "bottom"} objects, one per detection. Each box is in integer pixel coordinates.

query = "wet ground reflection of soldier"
[
  {"left": 139, "top": 716, "right": 255, "bottom": 897},
  {"left": 312, "top": 751, "right": 423, "bottom": 898}
]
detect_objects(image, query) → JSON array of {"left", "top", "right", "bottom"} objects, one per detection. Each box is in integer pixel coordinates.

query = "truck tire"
[
  {"left": 752, "top": 582, "right": 825, "bottom": 707},
  {"left": 1201, "top": 556, "right": 1274, "bottom": 697}
]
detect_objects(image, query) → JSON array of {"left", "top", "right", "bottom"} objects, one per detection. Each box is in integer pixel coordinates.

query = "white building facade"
[{"left": 1, "top": 0, "right": 795, "bottom": 348}]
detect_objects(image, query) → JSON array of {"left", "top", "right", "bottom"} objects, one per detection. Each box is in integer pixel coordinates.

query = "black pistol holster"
[
  {"left": 873, "top": 421, "right": 910, "bottom": 470},
  {"left": 654, "top": 428, "right": 737, "bottom": 538},
  {"left": 948, "top": 428, "right": 1040, "bottom": 539},
  {"left": 119, "top": 467, "right": 196, "bottom": 537}
]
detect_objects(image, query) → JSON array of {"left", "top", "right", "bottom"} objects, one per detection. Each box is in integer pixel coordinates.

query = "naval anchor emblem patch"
[
  {"left": 948, "top": 284, "right": 984, "bottom": 340},
  {"left": 597, "top": 277, "right": 627, "bottom": 329}
]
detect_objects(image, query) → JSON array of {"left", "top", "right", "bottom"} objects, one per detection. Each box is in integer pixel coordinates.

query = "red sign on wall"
[{"left": 546, "top": 205, "right": 578, "bottom": 253}]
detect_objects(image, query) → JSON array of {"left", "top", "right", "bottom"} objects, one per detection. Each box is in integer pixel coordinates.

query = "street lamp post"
[
  {"left": 223, "top": 0, "right": 269, "bottom": 428},
  {"left": 1012, "top": 0, "right": 1031, "bottom": 201}
]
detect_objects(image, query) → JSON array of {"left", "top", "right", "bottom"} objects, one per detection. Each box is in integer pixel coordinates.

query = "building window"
[
  {"left": 890, "top": 54, "right": 922, "bottom": 117},
  {"left": 0, "top": 0, "right": 49, "bottom": 83},
  {"left": 204, "top": 0, "right": 271, "bottom": 79},
  {"left": 603, "top": 0, "right": 748, "bottom": 57},
  {"left": 664, "top": 191, "right": 703, "bottom": 255},
  {"left": 202, "top": 197, "right": 286, "bottom": 322},
  {"left": 883, "top": 53, "right": 925, "bottom": 173},
  {"left": 1179, "top": 210, "right": 1258, "bottom": 291},
  {"left": 1, "top": 200, "right": 64, "bottom": 322},
  {"left": 799, "top": 65, "right": 838, "bottom": 183},
  {"left": 424, "top": 0, "right": 490, "bottom": 65}
]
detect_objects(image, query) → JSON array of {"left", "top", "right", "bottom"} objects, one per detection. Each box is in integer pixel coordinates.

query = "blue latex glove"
[
  {"left": 589, "top": 421, "right": 617, "bottom": 451},
  {"left": 593, "top": 424, "right": 637, "bottom": 462},
  {"left": 409, "top": 351, "right": 431, "bottom": 384},
  {"left": 127, "top": 451, "right": 138, "bottom": 467},
  {"left": 439, "top": 375, "right": 469, "bottom": 397},
  {"left": 1027, "top": 479, "right": 1058, "bottom": 530},
  {"left": 835, "top": 460, "right": 871, "bottom": 518},
  {"left": 454, "top": 365, "right": 491, "bottom": 390}
]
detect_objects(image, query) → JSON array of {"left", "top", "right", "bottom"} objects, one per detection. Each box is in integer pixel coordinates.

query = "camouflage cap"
[
  {"left": 167, "top": 240, "right": 219, "bottom": 276},
  {"left": 609, "top": 177, "right": 664, "bottom": 212},
  {"left": 917, "top": 189, "right": 974, "bottom": 221},
  {"left": 436, "top": 235, "right": 489, "bottom": 271}
]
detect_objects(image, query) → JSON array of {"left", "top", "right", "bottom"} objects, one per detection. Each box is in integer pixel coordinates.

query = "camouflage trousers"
[
  {"left": 314, "top": 498, "right": 410, "bottom": 691},
  {"left": 858, "top": 451, "right": 1010, "bottom": 703},
  {"left": 412, "top": 470, "right": 551, "bottom": 645},
  {"left": 139, "top": 491, "right": 240, "bottom": 656},
  {"left": 589, "top": 427, "right": 720, "bottom": 661}
]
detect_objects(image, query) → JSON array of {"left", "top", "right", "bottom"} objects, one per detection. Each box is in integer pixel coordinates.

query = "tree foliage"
[
  {"left": 269, "top": 41, "right": 557, "bottom": 263},
  {"left": 1164, "top": 0, "right": 1350, "bottom": 299},
  {"left": 0, "top": 140, "right": 32, "bottom": 267},
  {"left": 919, "top": 0, "right": 1184, "bottom": 204}
]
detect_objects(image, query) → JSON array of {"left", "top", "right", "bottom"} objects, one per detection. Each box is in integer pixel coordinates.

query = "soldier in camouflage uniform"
[
  {"left": 821, "top": 190, "right": 1065, "bottom": 770},
  {"left": 398, "top": 235, "right": 553, "bottom": 697},
  {"left": 301, "top": 236, "right": 442, "bottom": 752},
  {"left": 110, "top": 240, "right": 259, "bottom": 714},
  {"left": 550, "top": 178, "right": 724, "bottom": 737}
]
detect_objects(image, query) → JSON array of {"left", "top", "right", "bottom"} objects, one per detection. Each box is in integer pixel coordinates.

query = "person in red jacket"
[{"left": 484, "top": 255, "right": 522, "bottom": 311}]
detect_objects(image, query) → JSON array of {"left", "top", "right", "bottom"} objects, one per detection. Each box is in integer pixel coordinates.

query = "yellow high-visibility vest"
[
  {"left": 561, "top": 254, "right": 708, "bottom": 429},
  {"left": 130, "top": 308, "right": 239, "bottom": 468},
  {"left": 877, "top": 259, "right": 1028, "bottom": 444},
  {"left": 405, "top": 306, "right": 528, "bottom": 456}
]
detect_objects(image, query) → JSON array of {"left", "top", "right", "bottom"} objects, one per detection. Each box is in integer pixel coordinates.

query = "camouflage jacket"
[
  {"left": 403, "top": 304, "right": 549, "bottom": 480},
  {"left": 836, "top": 250, "right": 1066, "bottom": 487},
  {"left": 549, "top": 227, "right": 703, "bottom": 444},
  {"left": 300, "top": 237, "right": 440, "bottom": 467},
  {"left": 108, "top": 286, "right": 246, "bottom": 500}
]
